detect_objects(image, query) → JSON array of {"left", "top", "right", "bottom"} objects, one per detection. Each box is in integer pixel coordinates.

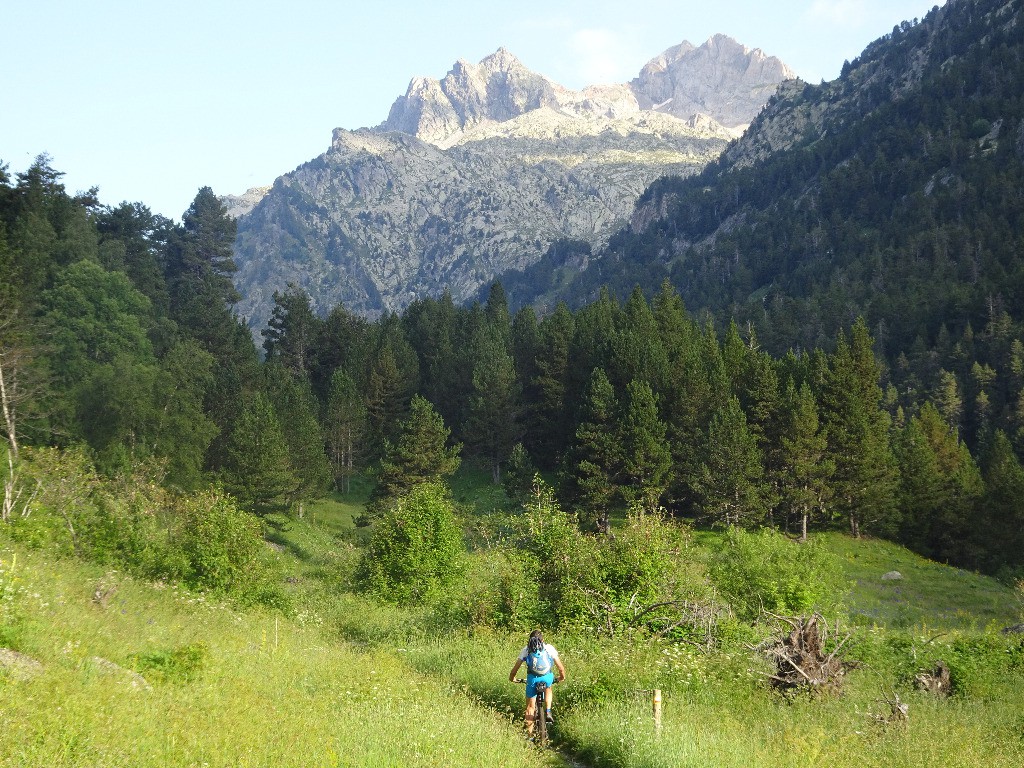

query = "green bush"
[
  {"left": 7, "top": 446, "right": 99, "bottom": 553},
  {"left": 358, "top": 482, "right": 463, "bottom": 604},
  {"left": 0, "top": 553, "right": 26, "bottom": 650},
  {"left": 175, "top": 489, "right": 283, "bottom": 606},
  {"left": 709, "top": 528, "right": 848, "bottom": 621},
  {"left": 487, "top": 491, "right": 709, "bottom": 634},
  {"left": 130, "top": 642, "right": 208, "bottom": 684},
  {"left": 600, "top": 509, "right": 707, "bottom": 627},
  {"left": 511, "top": 482, "right": 602, "bottom": 628},
  {"left": 437, "top": 548, "right": 542, "bottom": 631}
]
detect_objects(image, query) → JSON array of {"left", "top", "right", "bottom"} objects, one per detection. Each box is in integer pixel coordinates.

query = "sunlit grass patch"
[
  {"left": 820, "top": 532, "right": 1018, "bottom": 629},
  {"left": 0, "top": 543, "right": 542, "bottom": 768}
]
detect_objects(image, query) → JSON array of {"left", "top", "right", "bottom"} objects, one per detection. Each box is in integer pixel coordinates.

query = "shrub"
[
  {"left": 709, "top": 528, "right": 848, "bottom": 621},
  {"left": 8, "top": 446, "right": 100, "bottom": 553},
  {"left": 358, "top": 482, "right": 463, "bottom": 604},
  {"left": 130, "top": 642, "right": 208, "bottom": 684},
  {"left": 0, "top": 554, "right": 26, "bottom": 649},
  {"left": 174, "top": 489, "right": 283, "bottom": 606},
  {"left": 433, "top": 548, "right": 542, "bottom": 631},
  {"left": 512, "top": 482, "right": 601, "bottom": 628}
]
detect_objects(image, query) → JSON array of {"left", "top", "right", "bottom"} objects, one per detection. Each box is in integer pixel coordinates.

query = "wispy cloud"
[
  {"left": 569, "top": 28, "right": 635, "bottom": 84},
  {"left": 805, "top": 0, "right": 869, "bottom": 27}
]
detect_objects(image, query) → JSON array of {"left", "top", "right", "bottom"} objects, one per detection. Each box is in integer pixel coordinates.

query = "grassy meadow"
[{"left": 2, "top": 473, "right": 1023, "bottom": 767}]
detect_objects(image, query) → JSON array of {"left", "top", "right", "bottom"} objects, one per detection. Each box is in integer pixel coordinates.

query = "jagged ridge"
[{"left": 230, "top": 36, "right": 793, "bottom": 329}]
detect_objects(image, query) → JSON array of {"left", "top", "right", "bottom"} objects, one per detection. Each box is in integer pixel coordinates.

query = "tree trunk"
[{"left": 801, "top": 510, "right": 808, "bottom": 543}]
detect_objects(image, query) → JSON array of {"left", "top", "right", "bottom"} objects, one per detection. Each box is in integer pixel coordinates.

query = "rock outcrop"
[
  {"left": 379, "top": 36, "right": 794, "bottom": 145},
  {"left": 231, "top": 36, "right": 793, "bottom": 328}
]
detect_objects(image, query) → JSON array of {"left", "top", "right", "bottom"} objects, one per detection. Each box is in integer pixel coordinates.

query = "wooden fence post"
[{"left": 653, "top": 688, "right": 662, "bottom": 731}]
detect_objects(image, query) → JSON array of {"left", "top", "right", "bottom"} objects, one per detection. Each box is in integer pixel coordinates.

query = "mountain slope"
[
  {"left": 230, "top": 38, "right": 792, "bottom": 328},
  {"left": 513, "top": 0, "right": 1024, "bottom": 357}
]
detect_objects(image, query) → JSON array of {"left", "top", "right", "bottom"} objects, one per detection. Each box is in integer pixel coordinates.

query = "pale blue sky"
[{"left": 2, "top": 0, "right": 942, "bottom": 221}]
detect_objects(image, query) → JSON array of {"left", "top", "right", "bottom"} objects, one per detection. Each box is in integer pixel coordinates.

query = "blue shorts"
[{"left": 526, "top": 672, "right": 554, "bottom": 699}]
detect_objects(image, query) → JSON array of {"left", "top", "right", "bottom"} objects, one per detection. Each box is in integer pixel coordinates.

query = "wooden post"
[{"left": 653, "top": 689, "right": 662, "bottom": 731}]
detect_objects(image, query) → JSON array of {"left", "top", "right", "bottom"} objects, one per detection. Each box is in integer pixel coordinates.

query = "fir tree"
[
  {"left": 695, "top": 395, "right": 768, "bottom": 527},
  {"left": 618, "top": 380, "right": 672, "bottom": 514},
  {"left": 561, "top": 368, "right": 621, "bottom": 532},
  {"left": 779, "top": 381, "right": 834, "bottom": 541}
]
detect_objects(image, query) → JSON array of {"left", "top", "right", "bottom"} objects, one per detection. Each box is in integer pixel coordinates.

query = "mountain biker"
[{"left": 508, "top": 629, "right": 566, "bottom": 732}]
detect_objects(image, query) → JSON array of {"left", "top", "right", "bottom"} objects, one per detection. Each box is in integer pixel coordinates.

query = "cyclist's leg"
[
  {"left": 524, "top": 676, "right": 539, "bottom": 735},
  {"left": 542, "top": 673, "right": 555, "bottom": 719}
]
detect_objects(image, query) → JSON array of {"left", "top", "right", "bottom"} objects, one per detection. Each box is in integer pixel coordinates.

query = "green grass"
[
  {"left": 0, "top": 544, "right": 547, "bottom": 768},
  {"left": 819, "top": 532, "right": 1020, "bottom": 630},
  {"left": 4, "top": 479, "right": 1024, "bottom": 768}
]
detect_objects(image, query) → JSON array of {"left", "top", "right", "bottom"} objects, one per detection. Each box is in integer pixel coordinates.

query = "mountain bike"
[{"left": 515, "top": 678, "right": 551, "bottom": 746}]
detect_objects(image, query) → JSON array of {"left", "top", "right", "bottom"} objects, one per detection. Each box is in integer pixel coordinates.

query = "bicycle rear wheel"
[{"left": 534, "top": 682, "right": 548, "bottom": 746}]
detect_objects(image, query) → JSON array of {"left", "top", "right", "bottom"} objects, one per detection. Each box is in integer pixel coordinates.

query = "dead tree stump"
[
  {"left": 914, "top": 661, "right": 951, "bottom": 696},
  {"left": 761, "top": 613, "right": 849, "bottom": 695}
]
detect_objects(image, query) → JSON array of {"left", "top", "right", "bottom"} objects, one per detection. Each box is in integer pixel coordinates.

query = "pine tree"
[
  {"left": 664, "top": 319, "right": 729, "bottom": 512},
  {"left": 262, "top": 283, "right": 322, "bottom": 380},
  {"left": 530, "top": 303, "right": 575, "bottom": 466},
  {"left": 618, "top": 380, "right": 672, "bottom": 514},
  {"left": 933, "top": 369, "right": 964, "bottom": 433},
  {"left": 325, "top": 368, "right": 367, "bottom": 494},
  {"left": 695, "top": 395, "right": 768, "bottom": 527},
  {"left": 164, "top": 187, "right": 239, "bottom": 351},
  {"left": 264, "top": 363, "right": 331, "bottom": 515},
  {"left": 820, "top": 319, "right": 899, "bottom": 538},
  {"left": 779, "top": 381, "right": 834, "bottom": 540},
  {"left": 609, "top": 286, "right": 668, "bottom": 396},
  {"left": 465, "top": 327, "right": 522, "bottom": 484},
  {"left": 897, "top": 403, "right": 984, "bottom": 566},
  {"left": 150, "top": 340, "right": 218, "bottom": 490},
  {"left": 371, "top": 394, "right": 461, "bottom": 508},
  {"left": 979, "top": 430, "right": 1024, "bottom": 572},
  {"left": 561, "top": 368, "right": 621, "bottom": 532},
  {"left": 364, "top": 340, "right": 413, "bottom": 457},
  {"left": 502, "top": 443, "right": 538, "bottom": 503},
  {"left": 222, "top": 392, "right": 296, "bottom": 515}
]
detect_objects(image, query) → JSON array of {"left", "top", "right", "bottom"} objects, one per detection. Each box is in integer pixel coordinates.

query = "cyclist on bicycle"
[{"left": 508, "top": 629, "right": 566, "bottom": 732}]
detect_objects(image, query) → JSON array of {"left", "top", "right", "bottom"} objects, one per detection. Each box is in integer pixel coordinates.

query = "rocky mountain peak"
[
  {"left": 231, "top": 34, "right": 794, "bottom": 327},
  {"left": 379, "top": 47, "right": 559, "bottom": 146},
  {"left": 377, "top": 35, "right": 793, "bottom": 147},
  {"left": 631, "top": 34, "right": 796, "bottom": 129}
]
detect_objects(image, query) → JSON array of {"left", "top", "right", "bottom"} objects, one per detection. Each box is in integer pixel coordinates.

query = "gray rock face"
[
  {"left": 221, "top": 186, "right": 271, "bottom": 219},
  {"left": 631, "top": 34, "right": 795, "bottom": 129},
  {"left": 232, "top": 36, "right": 793, "bottom": 328},
  {"left": 379, "top": 36, "right": 794, "bottom": 144}
]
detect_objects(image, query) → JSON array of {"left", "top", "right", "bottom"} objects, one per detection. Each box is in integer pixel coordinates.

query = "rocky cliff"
[{"left": 231, "top": 36, "right": 793, "bottom": 328}]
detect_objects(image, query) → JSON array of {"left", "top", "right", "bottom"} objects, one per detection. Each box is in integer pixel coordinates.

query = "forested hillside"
[
  {"left": 501, "top": 0, "right": 1024, "bottom": 456},
  {"left": 2, "top": 155, "right": 1022, "bottom": 583}
]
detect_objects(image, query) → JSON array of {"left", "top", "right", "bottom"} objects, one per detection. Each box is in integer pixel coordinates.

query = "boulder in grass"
[
  {"left": 87, "top": 656, "right": 152, "bottom": 690},
  {"left": 1001, "top": 623, "right": 1024, "bottom": 635},
  {"left": 881, "top": 571, "right": 903, "bottom": 581},
  {"left": 0, "top": 648, "right": 44, "bottom": 681}
]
